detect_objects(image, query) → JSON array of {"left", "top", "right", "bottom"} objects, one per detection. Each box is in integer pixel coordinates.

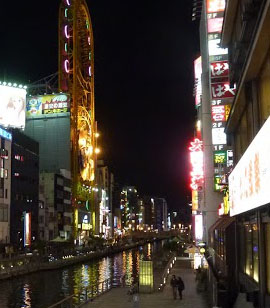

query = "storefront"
[{"left": 229, "top": 116, "right": 270, "bottom": 307}]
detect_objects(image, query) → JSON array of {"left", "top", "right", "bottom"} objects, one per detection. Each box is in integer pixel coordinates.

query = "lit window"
[{"left": 14, "top": 173, "right": 20, "bottom": 177}]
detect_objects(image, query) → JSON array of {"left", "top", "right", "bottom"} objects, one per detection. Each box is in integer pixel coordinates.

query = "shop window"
[
  {"left": 245, "top": 224, "right": 253, "bottom": 276},
  {"left": 252, "top": 224, "right": 259, "bottom": 282},
  {"left": 239, "top": 224, "right": 246, "bottom": 273},
  {"left": 265, "top": 223, "right": 270, "bottom": 294}
]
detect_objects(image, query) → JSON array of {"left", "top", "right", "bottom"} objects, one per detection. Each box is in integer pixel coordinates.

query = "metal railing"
[
  {"left": 158, "top": 254, "right": 177, "bottom": 291},
  {"left": 46, "top": 278, "right": 112, "bottom": 308}
]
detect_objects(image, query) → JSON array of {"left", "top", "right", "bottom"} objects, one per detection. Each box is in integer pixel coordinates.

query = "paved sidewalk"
[{"left": 83, "top": 257, "right": 209, "bottom": 308}]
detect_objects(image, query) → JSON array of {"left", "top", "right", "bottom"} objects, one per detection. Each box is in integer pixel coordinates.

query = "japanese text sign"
[
  {"left": 229, "top": 116, "right": 270, "bottom": 216},
  {"left": 211, "top": 82, "right": 236, "bottom": 99},
  {"left": 211, "top": 61, "right": 229, "bottom": 78},
  {"left": 212, "top": 105, "right": 225, "bottom": 122},
  {"left": 189, "top": 138, "right": 204, "bottom": 191},
  {"left": 214, "top": 150, "right": 227, "bottom": 164}
]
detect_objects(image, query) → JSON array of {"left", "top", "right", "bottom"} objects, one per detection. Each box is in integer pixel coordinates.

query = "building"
[
  {"left": 97, "top": 160, "right": 114, "bottom": 238},
  {"left": 143, "top": 197, "right": 155, "bottom": 230},
  {"left": 120, "top": 186, "right": 139, "bottom": 231},
  {"left": 39, "top": 170, "right": 72, "bottom": 241},
  {"left": 10, "top": 129, "right": 39, "bottom": 248},
  {"left": 219, "top": 1, "right": 270, "bottom": 307},
  {"left": 153, "top": 198, "right": 168, "bottom": 231},
  {"left": 0, "top": 127, "right": 12, "bottom": 245}
]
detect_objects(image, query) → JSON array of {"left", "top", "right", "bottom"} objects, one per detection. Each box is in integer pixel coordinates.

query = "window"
[
  {"left": 5, "top": 189, "right": 7, "bottom": 199},
  {"left": 244, "top": 223, "right": 259, "bottom": 282},
  {"left": 0, "top": 207, "right": 8, "bottom": 222},
  {"left": 252, "top": 224, "right": 259, "bottom": 282},
  {"left": 245, "top": 224, "right": 253, "bottom": 276}
]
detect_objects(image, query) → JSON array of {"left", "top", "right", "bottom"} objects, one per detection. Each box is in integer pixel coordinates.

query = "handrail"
[
  {"left": 46, "top": 278, "right": 112, "bottom": 308},
  {"left": 158, "top": 253, "right": 176, "bottom": 291}
]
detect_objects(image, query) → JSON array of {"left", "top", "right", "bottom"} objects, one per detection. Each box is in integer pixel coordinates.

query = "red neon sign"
[
  {"left": 189, "top": 138, "right": 204, "bottom": 191},
  {"left": 212, "top": 105, "right": 225, "bottom": 122}
]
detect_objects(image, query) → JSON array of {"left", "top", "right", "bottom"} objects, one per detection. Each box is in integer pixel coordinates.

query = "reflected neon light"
[{"left": 66, "top": 0, "right": 71, "bottom": 6}]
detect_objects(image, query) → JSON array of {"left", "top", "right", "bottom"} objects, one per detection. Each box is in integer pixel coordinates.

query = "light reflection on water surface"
[{"left": 0, "top": 242, "right": 158, "bottom": 308}]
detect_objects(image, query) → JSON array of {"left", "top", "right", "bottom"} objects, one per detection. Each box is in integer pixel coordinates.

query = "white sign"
[
  {"left": 0, "top": 85, "right": 26, "bottom": 128},
  {"left": 195, "top": 214, "right": 203, "bottom": 241},
  {"left": 212, "top": 127, "right": 227, "bottom": 145},
  {"left": 208, "top": 39, "right": 228, "bottom": 56},
  {"left": 229, "top": 116, "right": 270, "bottom": 216}
]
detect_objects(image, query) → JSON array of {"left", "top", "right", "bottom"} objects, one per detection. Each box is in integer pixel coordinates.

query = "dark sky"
[{"left": 0, "top": 1, "right": 199, "bottom": 210}]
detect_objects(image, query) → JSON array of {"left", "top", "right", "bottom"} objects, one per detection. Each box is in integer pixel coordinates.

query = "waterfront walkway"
[{"left": 83, "top": 257, "right": 209, "bottom": 308}]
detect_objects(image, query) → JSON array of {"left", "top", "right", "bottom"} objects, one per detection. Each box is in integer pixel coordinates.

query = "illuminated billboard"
[
  {"left": 195, "top": 214, "right": 203, "bottom": 241},
  {"left": 194, "top": 57, "right": 202, "bottom": 107},
  {"left": 212, "top": 127, "right": 226, "bottom": 145},
  {"left": 208, "top": 39, "right": 228, "bottom": 56},
  {"left": 189, "top": 138, "right": 204, "bottom": 190},
  {"left": 214, "top": 150, "right": 227, "bottom": 164},
  {"left": 229, "top": 116, "right": 270, "bottom": 216},
  {"left": 207, "top": 0, "right": 225, "bottom": 13},
  {"left": 212, "top": 105, "right": 225, "bottom": 122},
  {"left": 207, "top": 17, "right": 223, "bottom": 33},
  {"left": 211, "top": 82, "right": 236, "bottom": 99},
  {"left": 211, "top": 61, "right": 229, "bottom": 78},
  {"left": 26, "top": 93, "right": 70, "bottom": 117},
  {"left": 0, "top": 84, "right": 26, "bottom": 128}
]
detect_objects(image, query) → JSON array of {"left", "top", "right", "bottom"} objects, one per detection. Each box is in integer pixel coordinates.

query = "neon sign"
[{"left": 189, "top": 138, "right": 204, "bottom": 190}]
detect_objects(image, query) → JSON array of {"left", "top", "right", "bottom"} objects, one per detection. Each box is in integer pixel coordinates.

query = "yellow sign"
[{"left": 192, "top": 190, "right": 198, "bottom": 211}]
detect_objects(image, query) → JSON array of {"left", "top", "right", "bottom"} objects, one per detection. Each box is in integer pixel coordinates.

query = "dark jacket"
[
  {"left": 177, "top": 278, "right": 185, "bottom": 290},
  {"left": 170, "top": 277, "right": 178, "bottom": 287}
]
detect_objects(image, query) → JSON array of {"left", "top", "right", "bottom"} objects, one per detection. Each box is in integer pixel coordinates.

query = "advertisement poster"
[
  {"left": 26, "top": 93, "right": 70, "bottom": 117},
  {"left": 0, "top": 85, "right": 26, "bottom": 128}
]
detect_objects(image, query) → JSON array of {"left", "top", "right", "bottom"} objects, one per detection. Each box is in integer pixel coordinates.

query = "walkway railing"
[
  {"left": 158, "top": 254, "right": 177, "bottom": 291},
  {"left": 46, "top": 278, "right": 112, "bottom": 308}
]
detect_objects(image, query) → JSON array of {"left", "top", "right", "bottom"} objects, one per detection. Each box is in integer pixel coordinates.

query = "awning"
[{"left": 208, "top": 216, "right": 235, "bottom": 237}]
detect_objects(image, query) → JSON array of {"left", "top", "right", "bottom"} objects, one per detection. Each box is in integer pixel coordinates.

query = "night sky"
[{"left": 0, "top": 0, "right": 199, "bottom": 210}]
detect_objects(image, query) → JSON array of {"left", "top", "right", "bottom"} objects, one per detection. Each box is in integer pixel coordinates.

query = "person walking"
[
  {"left": 177, "top": 276, "right": 185, "bottom": 300},
  {"left": 170, "top": 275, "right": 178, "bottom": 300}
]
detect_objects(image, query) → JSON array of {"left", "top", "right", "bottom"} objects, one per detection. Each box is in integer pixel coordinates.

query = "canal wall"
[{"left": 0, "top": 240, "right": 154, "bottom": 281}]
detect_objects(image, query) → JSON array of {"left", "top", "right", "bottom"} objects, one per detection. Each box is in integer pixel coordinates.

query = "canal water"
[{"left": 0, "top": 242, "right": 161, "bottom": 308}]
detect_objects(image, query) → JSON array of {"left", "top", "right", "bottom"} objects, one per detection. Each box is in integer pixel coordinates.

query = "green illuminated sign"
[{"left": 214, "top": 150, "right": 227, "bottom": 164}]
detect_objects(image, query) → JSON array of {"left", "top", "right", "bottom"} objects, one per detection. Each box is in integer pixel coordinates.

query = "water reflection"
[{"left": 0, "top": 241, "right": 163, "bottom": 308}]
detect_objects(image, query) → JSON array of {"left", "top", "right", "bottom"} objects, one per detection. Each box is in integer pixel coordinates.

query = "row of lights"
[
  {"left": 158, "top": 257, "right": 176, "bottom": 291},
  {"left": 0, "top": 81, "right": 27, "bottom": 89}
]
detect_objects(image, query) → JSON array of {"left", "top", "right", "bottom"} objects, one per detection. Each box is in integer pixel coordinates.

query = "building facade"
[
  {"left": 0, "top": 128, "right": 12, "bottom": 245},
  {"left": 10, "top": 129, "right": 39, "bottom": 248},
  {"left": 221, "top": 1, "right": 270, "bottom": 307}
]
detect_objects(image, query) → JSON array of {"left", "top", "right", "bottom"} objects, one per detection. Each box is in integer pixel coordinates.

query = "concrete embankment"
[{"left": 0, "top": 240, "right": 152, "bottom": 281}]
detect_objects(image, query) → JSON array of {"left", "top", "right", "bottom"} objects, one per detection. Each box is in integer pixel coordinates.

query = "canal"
[{"left": 0, "top": 241, "right": 162, "bottom": 308}]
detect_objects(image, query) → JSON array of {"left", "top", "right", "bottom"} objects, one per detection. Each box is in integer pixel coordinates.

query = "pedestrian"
[
  {"left": 170, "top": 274, "right": 178, "bottom": 300},
  {"left": 132, "top": 292, "right": 140, "bottom": 308},
  {"left": 177, "top": 276, "right": 185, "bottom": 300}
]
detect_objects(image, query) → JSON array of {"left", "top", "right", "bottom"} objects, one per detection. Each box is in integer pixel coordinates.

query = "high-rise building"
[
  {"left": 97, "top": 160, "right": 114, "bottom": 238},
  {"left": 0, "top": 127, "right": 12, "bottom": 245},
  {"left": 154, "top": 198, "right": 168, "bottom": 231},
  {"left": 120, "top": 186, "right": 139, "bottom": 231},
  {"left": 10, "top": 129, "right": 39, "bottom": 248}
]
